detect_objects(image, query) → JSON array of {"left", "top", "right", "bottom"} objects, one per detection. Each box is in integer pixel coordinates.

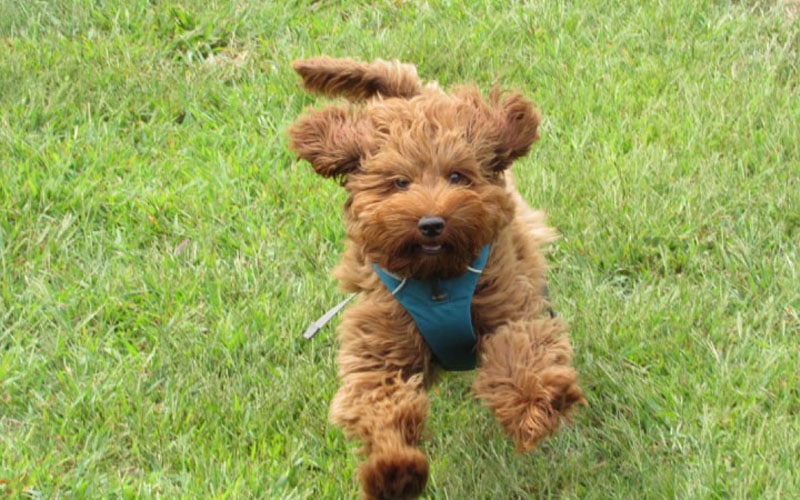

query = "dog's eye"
[
  {"left": 394, "top": 178, "right": 410, "bottom": 190},
  {"left": 448, "top": 172, "right": 468, "bottom": 185}
]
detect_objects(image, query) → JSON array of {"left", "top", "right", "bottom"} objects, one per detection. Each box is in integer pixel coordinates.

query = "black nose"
[{"left": 418, "top": 216, "right": 445, "bottom": 238}]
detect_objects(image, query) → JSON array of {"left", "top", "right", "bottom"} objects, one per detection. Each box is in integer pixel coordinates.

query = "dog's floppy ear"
[
  {"left": 459, "top": 87, "right": 541, "bottom": 173},
  {"left": 488, "top": 89, "right": 541, "bottom": 171},
  {"left": 288, "top": 106, "right": 372, "bottom": 180},
  {"left": 292, "top": 57, "right": 422, "bottom": 101}
]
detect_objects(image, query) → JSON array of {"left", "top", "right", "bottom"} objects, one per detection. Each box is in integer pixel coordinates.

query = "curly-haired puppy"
[{"left": 289, "top": 57, "right": 585, "bottom": 499}]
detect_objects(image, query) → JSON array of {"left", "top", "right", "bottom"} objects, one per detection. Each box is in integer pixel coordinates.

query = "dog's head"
[{"left": 289, "top": 57, "right": 541, "bottom": 280}]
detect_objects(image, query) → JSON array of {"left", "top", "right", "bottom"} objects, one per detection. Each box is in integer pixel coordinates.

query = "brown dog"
[{"left": 289, "top": 57, "right": 585, "bottom": 499}]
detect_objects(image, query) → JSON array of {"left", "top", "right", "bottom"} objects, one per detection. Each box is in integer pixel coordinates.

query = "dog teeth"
[{"left": 421, "top": 244, "right": 442, "bottom": 254}]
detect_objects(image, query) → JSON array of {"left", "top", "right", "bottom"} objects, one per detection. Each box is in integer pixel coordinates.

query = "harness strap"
[{"left": 373, "top": 245, "right": 491, "bottom": 371}]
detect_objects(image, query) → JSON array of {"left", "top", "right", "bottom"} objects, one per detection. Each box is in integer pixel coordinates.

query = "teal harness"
[{"left": 372, "top": 245, "right": 491, "bottom": 371}]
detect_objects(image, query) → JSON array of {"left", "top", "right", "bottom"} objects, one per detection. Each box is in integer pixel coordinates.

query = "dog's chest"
[{"left": 373, "top": 245, "right": 491, "bottom": 371}]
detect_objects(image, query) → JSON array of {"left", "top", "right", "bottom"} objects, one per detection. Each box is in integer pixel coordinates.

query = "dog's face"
[{"left": 289, "top": 59, "right": 541, "bottom": 280}]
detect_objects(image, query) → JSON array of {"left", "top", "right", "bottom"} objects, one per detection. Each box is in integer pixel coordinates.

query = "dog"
[{"left": 288, "top": 57, "right": 586, "bottom": 499}]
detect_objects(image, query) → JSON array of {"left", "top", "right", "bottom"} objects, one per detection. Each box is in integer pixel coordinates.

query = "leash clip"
[{"left": 431, "top": 279, "right": 448, "bottom": 302}]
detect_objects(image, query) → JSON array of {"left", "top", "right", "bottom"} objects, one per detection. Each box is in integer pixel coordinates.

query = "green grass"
[{"left": 1, "top": 0, "right": 798, "bottom": 497}]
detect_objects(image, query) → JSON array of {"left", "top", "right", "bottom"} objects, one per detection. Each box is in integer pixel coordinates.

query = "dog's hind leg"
[
  {"left": 292, "top": 57, "right": 423, "bottom": 101},
  {"left": 472, "top": 318, "right": 586, "bottom": 452}
]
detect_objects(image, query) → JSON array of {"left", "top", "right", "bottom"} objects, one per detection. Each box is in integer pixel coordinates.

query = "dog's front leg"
[
  {"left": 472, "top": 317, "right": 586, "bottom": 452},
  {"left": 329, "top": 305, "right": 432, "bottom": 499}
]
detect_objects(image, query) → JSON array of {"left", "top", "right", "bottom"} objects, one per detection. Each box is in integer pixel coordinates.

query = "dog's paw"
[
  {"left": 360, "top": 447, "right": 429, "bottom": 500},
  {"left": 515, "top": 366, "right": 586, "bottom": 452}
]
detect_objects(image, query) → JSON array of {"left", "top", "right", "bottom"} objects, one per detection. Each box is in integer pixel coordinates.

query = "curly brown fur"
[
  {"left": 288, "top": 57, "right": 586, "bottom": 499},
  {"left": 292, "top": 56, "right": 423, "bottom": 101}
]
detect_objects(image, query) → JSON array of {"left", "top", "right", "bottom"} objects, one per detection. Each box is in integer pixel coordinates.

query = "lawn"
[{"left": 1, "top": 0, "right": 798, "bottom": 497}]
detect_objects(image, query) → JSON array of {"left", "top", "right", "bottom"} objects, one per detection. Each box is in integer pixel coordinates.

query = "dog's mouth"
[
  {"left": 385, "top": 239, "right": 483, "bottom": 280},
  {"left": 419, "top": 243, "right": 444, "bottom": 255}
]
